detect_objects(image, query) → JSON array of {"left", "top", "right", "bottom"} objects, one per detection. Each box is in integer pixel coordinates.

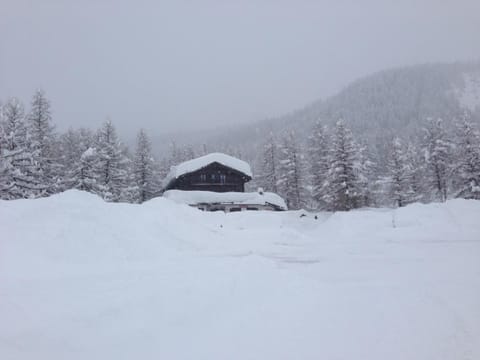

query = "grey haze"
[{"left": 1, "top": 0, "right": 480, "bottom": 138}]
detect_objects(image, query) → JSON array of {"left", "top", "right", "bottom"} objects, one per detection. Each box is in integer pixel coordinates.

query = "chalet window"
[
  {"left": 200, "top": 174, "right": 207, "bottom": 182},
  {"left": 247, "top": 207, "right": 259, "bottom": 211},
  {"left": 210, "top": 174, "right": 216, "bottom": 182},
  {"left": 220, "top": 174, "right": 226, "bottom": 184},
  {"left": 229, "top": 207, "right": 241, "bottom": 212}
]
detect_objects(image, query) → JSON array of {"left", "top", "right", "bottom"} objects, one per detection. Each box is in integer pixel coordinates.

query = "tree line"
[
  {"left": 257, "top": 115, "right": 480, "bottom": 210},
  {"left": 1, "top": 90, "right": 480, "bottom": 210},
  {"left": 0, "top": 90, "right": 162, "bottom": 203}
]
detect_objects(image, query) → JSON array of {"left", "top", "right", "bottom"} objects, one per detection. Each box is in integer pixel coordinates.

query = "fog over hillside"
[{"left": 153, "top": 61, "right": 480, "bottom": 160}]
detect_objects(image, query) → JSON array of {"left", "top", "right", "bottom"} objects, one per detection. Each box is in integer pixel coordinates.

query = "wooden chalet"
[
  {"left": 162, "top": 153, "right": 287, "bottom": 212},
  {"left": 163, "top": 153, "right": 252, "bottom": 193}
]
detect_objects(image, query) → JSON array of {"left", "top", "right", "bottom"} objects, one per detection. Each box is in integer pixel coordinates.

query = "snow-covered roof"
[
  {"left": 163, "top": 153, "right": 252, "bottom": 188},
  {"left": 163, "top": 190, "right": 287, "bottom": 210}
]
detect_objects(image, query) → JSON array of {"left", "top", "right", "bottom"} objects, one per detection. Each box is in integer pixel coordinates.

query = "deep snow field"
[{"left": 1, "top": 190, "right": 480, "bottom": 360}]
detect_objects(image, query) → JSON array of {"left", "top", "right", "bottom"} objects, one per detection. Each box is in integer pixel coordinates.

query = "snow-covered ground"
[{"left": 1, "top": 190, "right": 479, "bottom": 360}]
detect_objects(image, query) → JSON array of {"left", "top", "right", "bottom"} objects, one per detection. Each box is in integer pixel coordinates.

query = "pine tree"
[
  {"left": 71, "top": 147, "right": 98, "bottom": 192},
  {"left": 308, "top": 121, "right": 330, "bottom": 209},
  {"left": 404, "top": 141, "right": 424, "bottom": 202},
  {"left": 95, "top": 120, "right": 128, "bottom": 202},
  {"left": 423, "top": 118, "right": 452, "bottom": 202},
  {"left": 119, "top": 152, "right": 139, "bottom": 203},
  {"left": 59, "top": 128, "right": 81, "bottom": 189},
  {"left": 259, "top": 132, "right": 279, "bottom": 193},
  {"left": 0, "top": 98, "right": 42, "bottom": 199},
  {"left": 277, "top": 131, "right": 306, "bottom": 210},
  {"left": 324, "top": 120, "right": 362, "bottom": 211},
  {"left": 2, "top": 99, "right": 27, "bottom": 152},
  {"left": 133, "top": 129, "right": 156, "bottom": 203},
  {"left": 27, "top": 89, "right": 58, "bottom": 193},
  {"left": 386, "top": 137, "right": 415, "bottom": 207},
  {"left": 452, "top": 113, "right": 480, "bottom": 199},
  {"left": 355, "top": 142, "right": 376, "bottom": 207},
  {"left": 58, "top": 128, "right": 96, "bottom": 191}
]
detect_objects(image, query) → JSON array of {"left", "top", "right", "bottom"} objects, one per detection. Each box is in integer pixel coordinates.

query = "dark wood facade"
[{"left": 164, "top": 162, "right": 251, "bottom": 192}]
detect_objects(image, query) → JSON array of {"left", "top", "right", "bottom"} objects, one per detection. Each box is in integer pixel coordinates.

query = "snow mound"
[
  {"left": 163, "top": 189, "right": 287, "bottom": 210},
  {"left": 163, "top": 152, "right": 252, "bottom": 187},
  {"left": 1, "top": 190, "right": 480, "bottom": 360}
]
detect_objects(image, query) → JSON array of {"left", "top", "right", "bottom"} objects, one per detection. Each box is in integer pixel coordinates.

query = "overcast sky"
[{"left": 1, "top": 0, "right": 480, "bottom": 137}]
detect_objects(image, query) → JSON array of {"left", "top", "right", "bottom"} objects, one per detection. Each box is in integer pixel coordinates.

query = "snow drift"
[{"left": 1, "top": 190, "right": 479, "bottom": 360}]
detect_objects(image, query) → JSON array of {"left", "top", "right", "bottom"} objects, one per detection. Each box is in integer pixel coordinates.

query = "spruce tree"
[
  {"left": 324, "top": 120, "right": 362, "bottom": 211},
  {"left": 119, "top": 151, "right": 139, "bottom": 203},
  {"left": 452, "top": 113, "right": 480, "bottom": 199},
  {"left": 59, "top": 128, "right": 81, "bottom": 189},
  {"left": 355, "top": 142, "right": 375, "bottom": 207},
  {"left": 72, "top": 147, "right": 98, "bottom": 193},
  {"left": 95, "top": 120, "right": 128, "bottom": 202},
  {"left": 0, "top": 98, "right": 42, "bottom": 199},
  {"left": 259, "top": 132, "right": 279, "bottom": 193},
  {"left": 423, "top": 118, "right": 452, "bottom": 202},
  {"left": 308, "top": 121, "right": 330, "bottom": 209},
  {"left": 386, "top": 137, "right": 415, "bottom": 207},
  {"left": 277, "top": 131, "right": 306, "bottom": 210},
  {"left": 28, "top": 89, "right": 58, "bottom": 193},
  {"left": 133, "top": 129, "right": 156, "bottom": 203},
  {"left": 58, "top": 128, "right": 96, "bottom": 191}
]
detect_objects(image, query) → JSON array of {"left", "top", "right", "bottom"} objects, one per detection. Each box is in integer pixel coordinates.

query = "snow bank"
[
  {"left": 163, "top": 152, "right": 252, "bottom": 187},
  {"left": 163, "top": 189, "right": 287, "bottom": 210},
  {"left": 1, "top": 190, "right": 479, "bottom": 360}
]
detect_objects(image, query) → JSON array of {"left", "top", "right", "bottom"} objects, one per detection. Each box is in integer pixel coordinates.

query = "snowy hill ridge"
[{"left": 1, "top": 190, "right": 480, "bottom": 360}]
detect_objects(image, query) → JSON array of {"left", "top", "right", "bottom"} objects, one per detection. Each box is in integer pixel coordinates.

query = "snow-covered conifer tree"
[
  {"left": 422, "top": 118, "right": 452, "bottom": 202},
  {"left": 277, "top": 131, "right": 307, "bottom": 209},
  {"left": 403, "top": 141, "right": 425, "bottom": 203},
  {"left": 71, "top": 147, "right": 98, "bottom": 193},
  {"left": 0, "top": 98, "right": 42, "bottom": 199},
  {"left": 386, "top": 137, "right": 415, "bottom": 207},
  {"left": 59, "top": 128, "right": 96, "bottom": 191},
  {"left": 452, "top": 113, "right": 480, "bottom": 199},
  {"left": 323, "top": 120, "right": 362, "bottom": 211},
  {"left": 27, "top": 89, "right": 58, "bottom": 193},
  {"left": 95, "top": 120, "right": 128, "bottom": 202},
  {"left": 308, "top": 121, "right": 330, "bottom": 209},
  {"left": 133, "top": 129, "right": 156, "bottom": 203},
  {"left": 119, "top": 151, "right": 139, "bottom": 203},
  {"left": 355, "top": 141, "right": 376, "bottom": 207},
  {"left": 58, "top": 128, "right": 82, "bottom": 189},
  {"left": 259, "top": 132, "right": 279, "bottom": 193}
]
